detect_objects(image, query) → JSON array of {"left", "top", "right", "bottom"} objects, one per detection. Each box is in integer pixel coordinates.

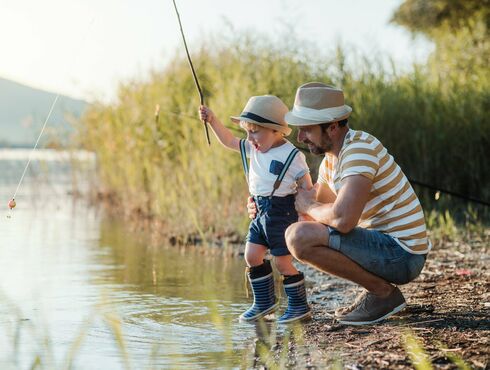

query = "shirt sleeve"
[
  {"left": 290, "top": 151, "right": 310, "bottom": 180},
  {"left": 339, "top": 144, "right": 380, "bottom": 181}
]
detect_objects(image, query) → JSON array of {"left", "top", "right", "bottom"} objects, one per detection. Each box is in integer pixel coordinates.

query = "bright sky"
[{"left": 0, "top": 0, "right": 431, "bottom": 102}]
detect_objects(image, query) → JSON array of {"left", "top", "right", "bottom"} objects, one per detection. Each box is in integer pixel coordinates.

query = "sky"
[{"left": 0, "top": 0, "right": 432, "bottom": 102}]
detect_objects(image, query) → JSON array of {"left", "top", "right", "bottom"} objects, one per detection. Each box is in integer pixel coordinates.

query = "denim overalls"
[{"left": 240, "top": 139, "right": 300, "bottom": 256}]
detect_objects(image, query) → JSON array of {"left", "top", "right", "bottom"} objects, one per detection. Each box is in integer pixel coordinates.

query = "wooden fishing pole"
[{"left": 171, "top": 0, "right": 211, "bottom": 146}]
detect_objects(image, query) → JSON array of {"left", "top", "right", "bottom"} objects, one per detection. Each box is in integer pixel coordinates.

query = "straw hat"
[
  {"left": 285, "top": 82, "right": 352, "bottom": 126},
  {"left": 231, "top": 95, "right": 291, "bottom": 136}
]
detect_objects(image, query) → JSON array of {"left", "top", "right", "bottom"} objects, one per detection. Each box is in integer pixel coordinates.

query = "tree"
[{"left": 391, "top": 0, "right": 489, "bottom": 83}]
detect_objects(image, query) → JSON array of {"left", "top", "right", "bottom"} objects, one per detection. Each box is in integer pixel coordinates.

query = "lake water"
[{"left": 0, "top": 149, "right": 313, "bottom": 369}]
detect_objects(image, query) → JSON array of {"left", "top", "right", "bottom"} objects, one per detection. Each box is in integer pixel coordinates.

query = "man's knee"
[
  {"left": 285, "top": 223, "right": 312, "bottom": 261},
  {"left": 286, "top": 222, "right": 330, "bottom": 260}
]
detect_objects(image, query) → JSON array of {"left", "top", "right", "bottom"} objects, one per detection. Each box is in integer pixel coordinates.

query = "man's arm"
[
  {"left": 316, "top": 182, "right": 337, "bottom": 204},
  {"left": 295, "top": 182, "right": 337, "bottom": 221},
  {"left": 297, "top": 175, "right": 372, "bottom": 233}
]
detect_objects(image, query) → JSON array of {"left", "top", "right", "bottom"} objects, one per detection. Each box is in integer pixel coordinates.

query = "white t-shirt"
[{"left": 244, "top": 140, "right": 309, "bottom": 197}]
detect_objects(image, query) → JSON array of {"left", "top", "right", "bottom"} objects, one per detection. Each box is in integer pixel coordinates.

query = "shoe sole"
[
  {"left": 239, "top": 302, "right": 280, "bottom": 322},
  {"left": 338, "top": 302, "right": 406, "bottom": 326},
  {"left": 277, "top": 311, "right": 312, "bottom": 324}
]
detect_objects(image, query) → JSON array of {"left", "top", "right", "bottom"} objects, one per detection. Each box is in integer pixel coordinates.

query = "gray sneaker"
[
  {"left": 337, "top": 287, "right": 406, "bottom": 325},
  {"left": 334, "top": 290, "right": 368, "bottom": 317}
]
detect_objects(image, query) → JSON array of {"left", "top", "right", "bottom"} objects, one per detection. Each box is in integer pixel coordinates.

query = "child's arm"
[
  {"left": 297, "top": 173, "right": 313, "bottom": 191},
  {"left": 199, "top": 105, "right": 240, "bottom": 151}
]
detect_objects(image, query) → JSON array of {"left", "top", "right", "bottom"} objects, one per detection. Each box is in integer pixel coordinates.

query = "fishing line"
[
  {"left": 11, "top": 95, "right": 60, "bottom": 202},
  {"left": 171, "top": 0, "right": 211, "bottom": 146},
  {"left": 409, "top": 178, "right": 490, "bottom": 207},
  {"left": 7, "top": 17, "right": 96, "bottom": 216}
]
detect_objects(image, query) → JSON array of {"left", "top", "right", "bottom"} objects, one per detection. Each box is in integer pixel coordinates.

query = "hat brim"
[
  {"left": 285, "top": 105, "right": 352, "bottom": 126},
  {"left": 230, "top": 116, "right": 292, "bottom": 136}
]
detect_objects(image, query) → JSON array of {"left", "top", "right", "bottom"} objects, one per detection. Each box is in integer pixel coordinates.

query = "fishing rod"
[
  {"left": 409, "top": 178, "right": 490, "bottom": 207},
  {"left": 292, "top": 146, "right": 490, "bottom": 208},
  {"left": 171, "top": 0, "right": 211, "bottom": 146}
]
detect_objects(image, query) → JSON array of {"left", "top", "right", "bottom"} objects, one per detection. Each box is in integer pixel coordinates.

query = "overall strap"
[
  {"left": 239, "top": 139, "right": 249, "bottom": 185},
  {"left": 270, "top": 148, "right": 300, "bottom": 197}
]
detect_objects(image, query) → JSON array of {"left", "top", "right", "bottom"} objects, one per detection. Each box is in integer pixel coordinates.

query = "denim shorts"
[
  {"left": 246, "top": 194, "right": 298, "bottom": 256},
  {"left": 327, "top": 226, "right": 427, "bottom": 285}
]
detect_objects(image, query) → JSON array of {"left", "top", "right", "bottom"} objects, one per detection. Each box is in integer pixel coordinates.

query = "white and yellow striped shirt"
[{"left": 318, "top": 129, "right": 430, "bottom": 254}]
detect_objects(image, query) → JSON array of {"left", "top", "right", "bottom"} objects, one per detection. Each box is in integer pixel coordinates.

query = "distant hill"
[{"left": 0, "top": 77, "right": 88, "bottom": 148}]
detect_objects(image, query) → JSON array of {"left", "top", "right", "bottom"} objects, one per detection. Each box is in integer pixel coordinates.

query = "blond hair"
[
  {"left": 239, "top": 121, "right": 284, "bottom": 136},
  {"left": 239, "top": 121, "right": 261, "bottom": 131}
]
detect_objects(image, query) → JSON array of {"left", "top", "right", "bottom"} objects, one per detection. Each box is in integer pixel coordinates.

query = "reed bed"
[{"left": 79, "top": 33, "right": 490, "bottom": 239}]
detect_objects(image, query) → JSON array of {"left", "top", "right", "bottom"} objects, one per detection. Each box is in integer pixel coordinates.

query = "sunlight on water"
[{"left": 0, "top": 149, "right": 289, "bottom": 369}]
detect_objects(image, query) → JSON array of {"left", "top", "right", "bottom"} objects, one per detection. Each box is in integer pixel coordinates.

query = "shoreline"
[{"left": 96, "top": 191, "right": 489, "bottom": 368}]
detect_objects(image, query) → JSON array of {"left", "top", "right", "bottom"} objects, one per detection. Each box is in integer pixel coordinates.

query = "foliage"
[
  {"left": 78, "top": 31, "right": 490, "bottom": 237},
  {"left": 79, "top": 34, "right": 324, "bottom": 239},
  {"left": 392, "top": 0, "right": 489, "bottom": 83},
  {"left": 391, "top": 0, "right": 488, "bottom": 35}
]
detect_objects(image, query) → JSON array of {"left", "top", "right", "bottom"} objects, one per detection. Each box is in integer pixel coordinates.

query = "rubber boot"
[
  {"left": 239, "top": 260, "right": 279, "bottom": 321},
  {"left": 277, "top": 272, "right": 311, "bottom": 323}
]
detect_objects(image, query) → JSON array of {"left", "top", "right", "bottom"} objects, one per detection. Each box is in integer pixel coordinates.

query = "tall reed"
[{"left": 79, "top": 33, "right": 490, "bottom": 238}]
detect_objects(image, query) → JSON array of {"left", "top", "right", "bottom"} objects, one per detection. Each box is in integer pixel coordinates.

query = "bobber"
[{"left": 8, "top": 199, "right": 16, "bottom": 210}]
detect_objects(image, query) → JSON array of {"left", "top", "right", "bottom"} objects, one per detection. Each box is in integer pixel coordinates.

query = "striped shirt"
[{"left": 318, "top": 129, "right": 430, "bottom": 254}]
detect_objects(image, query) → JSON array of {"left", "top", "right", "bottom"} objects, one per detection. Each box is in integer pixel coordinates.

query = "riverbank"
[
  {"left": 100, "top": 196, "right": 489, "bottom": 369},
  {"left": 299, "top": 232, "right": 489, "bottom": 369}
]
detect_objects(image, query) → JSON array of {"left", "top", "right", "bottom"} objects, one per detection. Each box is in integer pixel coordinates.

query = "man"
[{"left": 248, "top": 82, "right": 430, "bottom": 325}]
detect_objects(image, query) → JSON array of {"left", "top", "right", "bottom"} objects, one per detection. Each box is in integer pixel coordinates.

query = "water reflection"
[{"left": 0, "top": 150, "right": 318, "bottom": 369}]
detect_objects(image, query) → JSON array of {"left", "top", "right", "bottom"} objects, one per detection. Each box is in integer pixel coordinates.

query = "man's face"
[{"left": 297, "top": 125, "right": 333, "bottom": 155}]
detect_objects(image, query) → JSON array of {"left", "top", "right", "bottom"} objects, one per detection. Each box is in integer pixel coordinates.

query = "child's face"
[{"left": 242, "top": 123, "right": 284, "bottom": 153}]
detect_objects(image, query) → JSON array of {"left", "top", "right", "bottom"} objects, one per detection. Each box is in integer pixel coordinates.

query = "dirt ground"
[{"left": 263, "top": 232, "right": 490, "bottom": 369}]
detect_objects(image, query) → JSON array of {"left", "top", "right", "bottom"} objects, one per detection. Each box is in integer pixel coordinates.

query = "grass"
[
  {"left": 402, "top": 330, "right": 472, "bottom": 370},
  {"left": 2, "top": 291, "right": 479, "bottom": 369},
  {"left": 77, "top": 31, "right": 490, "bottom": 240}
]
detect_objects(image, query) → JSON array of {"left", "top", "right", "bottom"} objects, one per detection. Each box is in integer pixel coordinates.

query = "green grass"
[
  {"left": 77, "top": 31, "right": 490, "bottom": 239},
  {"left": 402, "top": 331, "right": 472, "bottom": 370}
]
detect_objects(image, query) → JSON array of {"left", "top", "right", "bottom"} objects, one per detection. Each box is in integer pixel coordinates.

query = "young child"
[{"left": 199, "top": 95, "right": 313, "bottom": 323}]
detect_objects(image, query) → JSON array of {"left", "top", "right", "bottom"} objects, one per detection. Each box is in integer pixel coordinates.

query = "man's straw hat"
[
  {"left": 231, "top": 95, "right": 291, "bottom": 136},
  {"left": 285, "top": 82, "right": 352, "bottom": 126}
]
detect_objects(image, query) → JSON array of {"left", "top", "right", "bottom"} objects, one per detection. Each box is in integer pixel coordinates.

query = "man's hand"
[
  {"left": 298, "top": 213, "right": 315, "bottom": 221},
  {"left": 247, "top": 196, "right": 257, "bottom": 219},
  {"left": 306, "top": 175, "right": 373, "bottom": 233},
  {"left": 295, "top": 184, "right": 319, "bottom": 215}
]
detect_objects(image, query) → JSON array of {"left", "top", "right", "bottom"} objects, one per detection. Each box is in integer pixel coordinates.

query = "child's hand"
[
  {"left": 247, "top": 196, "right": 257, "bottom": 219},
  {"left": 199, "top": 105, "right": 215, "bottom": 125}
]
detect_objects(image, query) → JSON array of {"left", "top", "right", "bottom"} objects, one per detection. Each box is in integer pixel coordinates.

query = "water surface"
[{"left": 0, "top": 150, "right": 294, "bottom": 369}]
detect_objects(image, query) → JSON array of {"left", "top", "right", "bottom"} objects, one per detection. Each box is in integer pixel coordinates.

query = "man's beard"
[{"left": 304, "top": 135, "right": 333, "bottom": 155}]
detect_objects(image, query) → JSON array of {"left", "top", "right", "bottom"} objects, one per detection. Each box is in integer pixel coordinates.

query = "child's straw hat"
[{"left": 231, "top": 95, "right": 291, "bottom": 136}]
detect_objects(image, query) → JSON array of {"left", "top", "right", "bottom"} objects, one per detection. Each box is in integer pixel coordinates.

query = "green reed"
[
  {"left": 402, "top": 330, "right": 472, "bottom": 370},
  {"left": 78, "top": 32, "right": 490, "bottom": 238}
]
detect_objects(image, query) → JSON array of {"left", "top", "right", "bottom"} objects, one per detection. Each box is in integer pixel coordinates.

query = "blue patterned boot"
[
  {"left": 240, "top": 260, "right": 279, "bottom": 322},
  {"left": 277, "top": 272, "right": 311, "bottom": 323}
]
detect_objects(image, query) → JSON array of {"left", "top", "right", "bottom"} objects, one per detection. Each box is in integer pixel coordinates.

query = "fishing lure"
[{"left": 8, "top": 199, "right": 16, "bottom": 209}]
